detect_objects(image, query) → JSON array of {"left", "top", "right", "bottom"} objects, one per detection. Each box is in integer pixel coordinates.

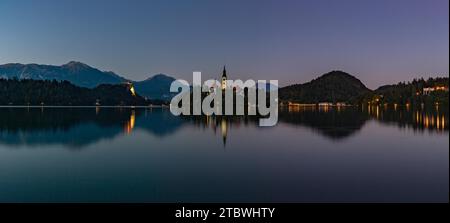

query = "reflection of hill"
[
  {"left": 0, "top": 108, "right": 185, "bottom": 148},
  {"left": 277, "top": 105, "right": 449, "bottom": 141},
  {"left": 0, "top": 123, "right": 123, "bottom": 148},
  {"left": 0, "top": 108, "right": 132, "bottom": 148},
  {"left": 1, "top": 106, "right": 446, "bottom": 149},
  {"left": 184, "top": 108, "right": 369, "bottom": 142},
  {"left": 279, "top": 106, "right": 369, "bottom": 140},
  {"left": 135, "top": 109, "right": 186, "bottom": 137}
]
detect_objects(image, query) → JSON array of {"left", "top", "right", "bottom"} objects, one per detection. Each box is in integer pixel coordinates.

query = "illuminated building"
[
  {"left": 221, "top": 66, "right": 227, "bottom": 90},
  {"left": 423, "top": 86, "right": 449, "bottom": 95}
]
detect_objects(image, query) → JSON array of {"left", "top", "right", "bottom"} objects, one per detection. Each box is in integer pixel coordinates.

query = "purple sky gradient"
[{"left": 0, "top": 0, "right": 448, "bottom": 88}]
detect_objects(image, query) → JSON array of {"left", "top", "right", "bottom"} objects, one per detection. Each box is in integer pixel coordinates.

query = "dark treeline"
[
  {"left": 1, "top": 75, "right": 448, "bottom": 107},
  {"left": 0, "top": 78, "right": 163, "bottom": 106},
  {"left": 279, "top": 71, "right": 448, "bottom": 106},
  {"left": 360, "top": 77, "right": 449, "bottom": 107},
  {"left": 279, "top": 107, "right": 369, "bottom": 139}
]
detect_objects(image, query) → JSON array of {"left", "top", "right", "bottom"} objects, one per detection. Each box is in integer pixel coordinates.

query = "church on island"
[
  {"left": 209, "top": 66, "right": 229, "bottom": 94},
  {"left": 221, "top": 66, "right": 227, "bottom": 90}
]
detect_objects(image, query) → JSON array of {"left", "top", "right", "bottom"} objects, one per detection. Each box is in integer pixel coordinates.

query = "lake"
[{"left": 0, "top": 106, "right": 448, "bottom": 202}]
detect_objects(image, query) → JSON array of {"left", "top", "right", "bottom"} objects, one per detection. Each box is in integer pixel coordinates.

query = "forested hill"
[
  {"left": 279, "top": 70, "right": 371, "bottom": 104},
  {"left": 0, "top": 79, "right": 152, "bottom": 106}
]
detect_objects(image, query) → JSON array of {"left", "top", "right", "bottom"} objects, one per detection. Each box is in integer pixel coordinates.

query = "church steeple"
[{"left": 222, "top": 66, "right": 227, "bottom": 78}]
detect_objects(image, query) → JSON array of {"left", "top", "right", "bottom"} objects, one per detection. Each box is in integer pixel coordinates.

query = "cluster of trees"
[
  {"left": 279, "top": 70, "right": 448, "bottom": 107},
  {"left": 0, "top": 79, "right": 158, "bottom": 106},
  {"left": 279, "top": 71, "right": 371, "bottom": 104},
  {"left": 360, "top": 77, "right": 449, "bottom": 107},
  {"left": 1, "top": 75, "right": 448, "bottom": 108}
]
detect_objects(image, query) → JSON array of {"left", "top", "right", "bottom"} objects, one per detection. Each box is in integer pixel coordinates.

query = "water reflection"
[
  {"left": 365, "top": 105, "right": 449, "bottom": 132},
  {"left": 280, "top": 106, "right": 369, "bottom": 140},
  {"left": 0, "top": 106, "right": 447, "bottom": 148},
  {"left": 187, "top": 115, "right": 248, "bottom": 147},
  {"left": 0, "top": 108, "right": 185, "bottom": 148},
  {"left": 124, "top": 109, "right": 136, "bottom": 134}
]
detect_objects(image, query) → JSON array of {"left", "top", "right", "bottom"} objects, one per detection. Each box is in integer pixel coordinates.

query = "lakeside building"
[
  {"left": 318, "top": 102, "right": 333, "bottom": 106},
  {"left": 423, "top": 86, "right": 449, "bottom": 95},
  {"left": 284, "top": 101, "right": 348, "bottom": 107},
  {"left": 123, "top": 82, "right": 136, "bottom": 96}
]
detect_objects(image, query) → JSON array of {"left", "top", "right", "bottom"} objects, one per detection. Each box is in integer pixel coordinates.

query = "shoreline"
[{"left": 0, "top": 105, "right": 168, "bottom": 108}]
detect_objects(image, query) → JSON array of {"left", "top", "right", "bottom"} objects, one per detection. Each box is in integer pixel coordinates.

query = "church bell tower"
[{"left": 221, "top": 66, "right": 227, "bottom": 90}]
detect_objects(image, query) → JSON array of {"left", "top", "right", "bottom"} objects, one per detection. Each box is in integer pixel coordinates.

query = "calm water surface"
[{"left": 0, "top": 106, "right": 448, "bottom": 202}]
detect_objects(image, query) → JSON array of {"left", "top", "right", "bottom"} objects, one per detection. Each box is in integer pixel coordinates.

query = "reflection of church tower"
[
  {"left": 221, "top": 118, "right": 228, "bottom": 146},
  {"left": 221, "top": 66, "right": 227, "bottom": 90}
]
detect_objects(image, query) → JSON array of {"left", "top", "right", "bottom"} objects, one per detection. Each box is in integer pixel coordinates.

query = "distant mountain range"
[
  {"left": 1, "top": 62, "right": 448, "bottom": 105},
  {"left": 0, "top": 61, "right": 126, "bottom": 88},
  {"left": 0, "top": 61, "right": 175, "bottom": 100}
]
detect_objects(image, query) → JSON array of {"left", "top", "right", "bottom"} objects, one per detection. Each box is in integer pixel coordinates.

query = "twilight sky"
[{"left": 0, "top": 0, "right": 448, "bottom": 88}]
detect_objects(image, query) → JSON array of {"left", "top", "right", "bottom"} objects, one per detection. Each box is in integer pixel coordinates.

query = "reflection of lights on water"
[
  {"left": 437, "top": 115, "right": 440, "bottom": 129},
  {"left": 415, "top": 113, "right": 447, "bottom": 131},
  {"left": 287, "top": 105, "right": 299, "bottom": 113},
  {"left": 376, "top": 106, "right": 379, "bottom": 119},
  {"left": 287, "top": 104, "right": 317, "bottom": 113},
  {"left": 124, "top": 110, "right": 136, "bottom": 134},
  {"left": 370, "top": 105, "right": 448, "bottom": 131},
  {"left": 442, "top": 116, "right": 446, "bottom": 130},
  {"left": 206, "top": 115, "right": 210, "bottom": 125},
  {"left": 221, "top": 118, "right": 228, "bottom": 146},
  {"left": 318, "top": 105, "right": 329, "bottom": 113},
  {"left": 221, "top": 119, "right": 227, "bottom": 137}
]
